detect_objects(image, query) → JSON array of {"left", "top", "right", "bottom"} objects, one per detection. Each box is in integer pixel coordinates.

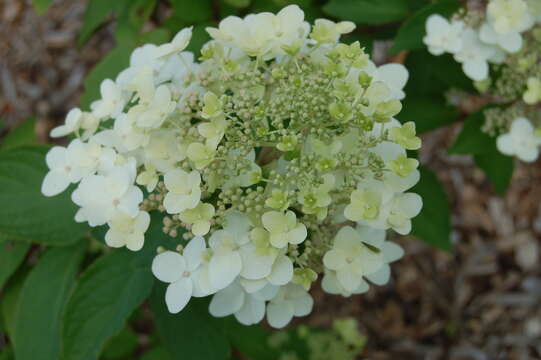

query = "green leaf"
[
  {"left": 1, "top": 118, "right": 37, "bottom": 152},
  {"left": 102, "top": 327, "right": 138, "bottom": 359},
  {"left": 141, "top": 347, "right": 171, "bottom": 360},
  {"left": 411, "top": 167, "right": 452, "bottom": 251},
  {"left": 0, "top": 146, "right": 88, "bottom": 245},
  {"left": 1, "top": 269, "right": 29, "bottom": 338},
  {"left": 114, "top": 0, "right": 157, "bottom": 44},
  {"left": 397, "top": 95, "right": 458, "bottom": 134},
  {"left": 474, "top": 151, "right": 514, "bottom": 195},
  {"left": 0, "top": 347, "right": 14, "bottom": 360},
  {"left": 140, "top": 28, "right": 172, "bottom": 45},
  {"left": 78, "top": 0, "right": 126, "bottom": 46},
  {"left": 448, "top": 111, "right": 494, "bottom": 155},
  {"left": 223, "top": 318, "right": 277, "bottom": 360},
  {"left": 169, "top": 0, "right": 213, "bottom": 23},
  {"left": 323, "top": 0, "right": 409, "bottom": 25},
  {"left": 31, "top": 0, "right": 54, "bottom": 15},
  {"left": 391, "top": 0, "right": 460, "bottom": 53},
  {"left": 185, "top": 24, "right": 213, "bottom": 55},
  {"left": 62, "top": 250, "right": 154, "bottom": 360},
  {"left": 404, "top": 50, "right": 472, "bottom": 94},
  {"left": 0, "top": 241, "right": 30, "bottom": 290},
  {"left": 12, "top": 242, "right": 86, "bottom": 360},
  {"left": 80, "top": 45, "right": 134, "bottom": 110},
  {"left": 150, "top": 288, "right": 231, "bottom": 360}
]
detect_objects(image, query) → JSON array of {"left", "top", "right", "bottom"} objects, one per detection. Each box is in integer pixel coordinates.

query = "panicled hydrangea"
[
  {"left": 42, "top": 5, "right": 422, "bottom": 328},
  {"left": 423, "top": 0, "right": 538, "bottom": 81},
  {"left": 424, "top": 0, "right": 541, "bottom": 163}
]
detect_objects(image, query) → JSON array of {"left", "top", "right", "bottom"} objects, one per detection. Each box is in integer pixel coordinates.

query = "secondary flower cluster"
[
  {"left": 42, "top": 5, "right": 422, "bottom": 328},
  {"left": 424, "top": 0, "right": 541, "bottom": 162}
]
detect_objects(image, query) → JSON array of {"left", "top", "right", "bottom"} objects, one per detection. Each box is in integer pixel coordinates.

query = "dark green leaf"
[
  {"left": 80, "top": 45, "right": 134, "bottom": 110},
  {"left": 0, "top": 146, "right": 88, "bottom": 245},
  {"left": 31, "top": 0, "right": 54, "bottom": 15},
  {"left": 78, "top": 0, "right": 122, "bottom": 46},
  {"left": 404, "top": 50, "right": 473, "bottom": 94},
  {"left": 1, "top": 118, "right": 37, "bottom": 152},
  {"left": 448, "top": 111, "right": 494, "bottom": 155},
  {"left": 0, "top": 241, "right": 30, "bottom": 290},
  {"left": 13, "top": 242, "right": 86, "bottom": 360},
  {"left": 411, "top": 167, "right": 452, "bottom": 251},
  {"left": 0, "top": 347, "right": 14, "bottom": 360},
  {"left": 140, "top": 28, "right": 172, "bottom": 45},
  {"left": 391, "top": 0, "right": 460, "bottom": 53},
  {"left": 102, "top": 327, "right": 138, "bottom": 359},
  {"left": 397, "top": 95, "right": 458, "bottom": 133},
  {"left": 223, "top": 0, "right": 250, "bottom": 9},
  {"left": 62, "top": 250, "right": 154, "bottom": 360},
  {"left": 0, "top": 269, "right": 29, "bottom": 338},
  {"left": 223, "top": 318, "right": 277, "bottom": 360},
  {"left": 185, "top": 24, "right": 213, "bottom": 55},
  {"left": 114, "top": 0, "right": 157, "bottom": 45},
  {"left": 150, "top": 287, "right": 231, "bottom": 360},
  {"left": 324, "top": 0, "right": 409, "bottom": 25},
  {"left": 141, "top": 347, "right": 171, "bottom": 360},
  {"left": 474, "top": 151, "right": 514, "bottom": 195},
  {"left": 169, "top": 0, "right": 213, "bottom": 23}
]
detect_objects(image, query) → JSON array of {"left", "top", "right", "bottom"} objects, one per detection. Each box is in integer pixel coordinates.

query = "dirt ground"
[{"left": 1, "top": 1, "right": 540, "bottom": 359}]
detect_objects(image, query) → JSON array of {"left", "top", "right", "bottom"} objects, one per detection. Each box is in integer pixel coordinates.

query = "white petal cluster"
[
  {"left": 42, "top": 5, "right": 423, "bottom": 328},
  {"left": 423, "top": 0, "right": 539, "bottom": 81},
  {"left": 497, "top": 117, "right": 541, "bottom": 162}
]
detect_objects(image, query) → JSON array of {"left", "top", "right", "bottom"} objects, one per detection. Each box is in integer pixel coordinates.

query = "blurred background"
[{"left": 1, "top": 0, "right": 540, "bottom": 359}]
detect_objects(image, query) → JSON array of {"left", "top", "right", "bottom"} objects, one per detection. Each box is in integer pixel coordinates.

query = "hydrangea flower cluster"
[
  {"left": 424, "top": 0, "right": 541, "bottom": 163},
  {"left": 41, "top": 5, "right": 422, "bottom": 328},
  {"left": 423, "top": 0, "right": 539, "bottom": 81}
]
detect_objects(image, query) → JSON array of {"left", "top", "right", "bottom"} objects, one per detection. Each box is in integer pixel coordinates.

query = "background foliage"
[{"left": 0, "top": 0, "right": 517, "bottom": 358}]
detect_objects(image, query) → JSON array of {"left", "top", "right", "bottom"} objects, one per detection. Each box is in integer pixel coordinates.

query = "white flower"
[
  {"left": 206, "top": 5, "right": 308, "bottom": 58},
  {"left": 41, "top": 139, "right": 101, "bottom": 197},
  {"left": 266, "top": 284, "right": 313, "bottom": 328},
  {"left": 71, "top": 161, "right": 142, "bottom": 226},
  {"left": 423, "top": 15, "right": 464, "bottom": 55},
  {"left": 156, "top": 27, "right": 193, "bottom": 58},
  {"left": 90, "top": 79, "right": 126, "bottom": 119},
  {"left": 479, "top": 22, "right": 523, "bottom": 53},
  {"left": 261, "top": 210, "right": 307, "bottom": 248},
  {"left": 527, "top": 0, "right": 541, "bottom": 23},
  {"left": 486, "top": 0, "right": 534, "bottom": 35},
  {"left": 497, "top": 117, "right": 541, "bottom": 162},
  {"left": 372, "top": 140, "right": 420, "bottom": 193},
  {"left": 163, "top": 169, "right": 201, "bottom": 214},
  {"left": 355, "top": 226, "right": 404, "bottom": 286},
  {"left": 135, "top": 85, "right": 176, "bottom": 129},
  {"left": 322, "top": 226, "right": 384, "bottom": 292},
  {"left": 310, "top": 18, "right": 355, "bottom": 44},
  {"left": 209, "top": 280, "right": 278, "bottom": 325},
  {"left": 321, "top": 269, "right": 369, "bottom": 297},
  {"left": 151, "top": 237, "right": 214, "bottom": 313},
  {"left": 523, "top": 77, "right": 541, "bottom": 105},
  {"left": 113, "top": 112, "right": 149, "bottom": 151},
  {"left": 239, "top": 235, "right": 294, "bottom": 289},
  {"left": 365, "top": 63, "right": 409, "bottom": 100},
  {"left": 207, "top": 211, "right": 252, "bottom": 290},
  {"left": 50, "top": 108, "right": 83, "bottom": 138},
  {"left": 453, "top": 29, "right": 495, "bottom": 81},
  {"left": 179, "top": 203, "right": 215, "bottom": 236},
  {"left": 143, "top": 130, "right": 186, "bottom": 172},
  {"left": 270, "top": 5, "right": 309, "bottom": 52},
  {"left": 105, "top": 210, "right": 150, "bottom": 251},
  {"left": 386, "top": 193, "right": 423, "bottom": 235}
]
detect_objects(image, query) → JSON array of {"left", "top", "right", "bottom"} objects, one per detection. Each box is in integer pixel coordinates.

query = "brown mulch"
[{"left": 1, "top": 1, "right": 540, "bottom": 359}]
